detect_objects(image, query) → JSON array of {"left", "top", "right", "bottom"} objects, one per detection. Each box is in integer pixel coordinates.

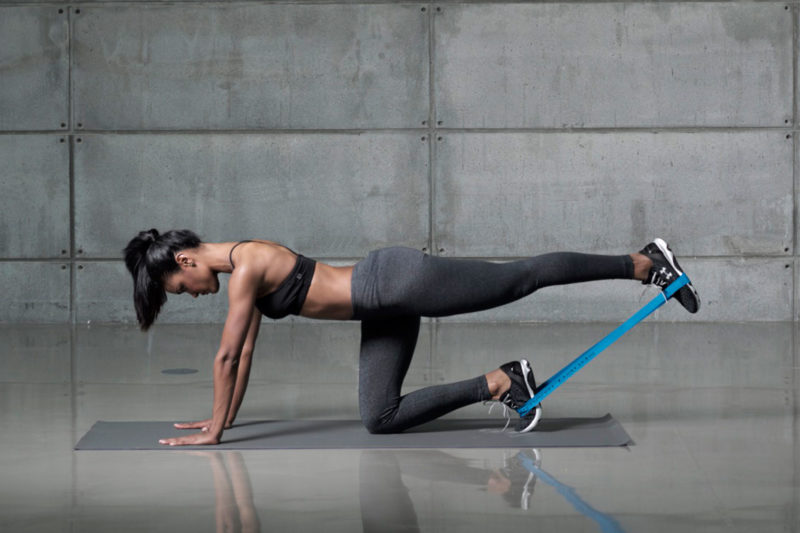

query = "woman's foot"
[
  {"left": 487, "top": 359, "right": 542, "bottom": 433},
  {"left": 638, "top": 238, "right": 700, "bottom": 313},
  {"left": 497, "top": 360, "right": 537, "bottom": 409}
]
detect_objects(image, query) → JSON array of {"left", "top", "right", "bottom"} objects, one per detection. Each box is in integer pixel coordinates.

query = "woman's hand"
[
  {"left": 174, "top": 418, "right": 212, "bottom": 431},
  {"left": 159, "top": 431, "right": 220, "bottom": 447},
  {"left": 174, "top": 418, "right": 233, "bottom": 431}
]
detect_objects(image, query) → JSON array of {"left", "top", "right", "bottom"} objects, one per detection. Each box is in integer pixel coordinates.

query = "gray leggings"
[{"left": 351, "top": 247, "right": 634, "bottom": 434}]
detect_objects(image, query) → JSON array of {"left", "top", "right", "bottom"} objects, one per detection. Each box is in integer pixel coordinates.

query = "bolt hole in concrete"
[{"left": 161, "top": 368, "right": 199, "bottom": 375}]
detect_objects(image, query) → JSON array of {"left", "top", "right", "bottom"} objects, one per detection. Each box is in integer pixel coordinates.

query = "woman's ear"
[{"left": 175, "top": 251, "right": 193, "bottom": 268}]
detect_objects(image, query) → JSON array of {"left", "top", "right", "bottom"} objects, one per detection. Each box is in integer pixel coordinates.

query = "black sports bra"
[{"left": 228, "top": 240, "right": 317, "bottom": 320}]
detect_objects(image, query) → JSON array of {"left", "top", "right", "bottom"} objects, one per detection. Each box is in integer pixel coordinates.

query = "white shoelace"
[
  {"left": 484, "top": 400, "right": 513, "bottom": 432},
  {"left": 639, "top": 283, "right": 662, "bottom": 303}
]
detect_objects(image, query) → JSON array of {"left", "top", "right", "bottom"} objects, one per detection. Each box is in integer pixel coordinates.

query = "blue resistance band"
[
  {"left": 516, "top": 452, "right": 625, "bottom": 533},
  {"left": 517, "top": 273, "right": 690, "bottom": 417}
]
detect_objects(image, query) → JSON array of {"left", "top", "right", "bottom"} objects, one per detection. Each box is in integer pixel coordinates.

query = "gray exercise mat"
[{"left": 75, "top": 414, "right": 632, "bottom": 450}]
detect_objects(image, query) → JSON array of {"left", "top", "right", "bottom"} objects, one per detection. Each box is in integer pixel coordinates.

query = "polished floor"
[{"left": 0, "top": 322, "right": 797, "bottom": 532}]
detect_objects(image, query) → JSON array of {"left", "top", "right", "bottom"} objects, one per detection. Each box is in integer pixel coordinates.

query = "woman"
[{"left": 123, "top": 229, "right": 699, "bottom": 446}]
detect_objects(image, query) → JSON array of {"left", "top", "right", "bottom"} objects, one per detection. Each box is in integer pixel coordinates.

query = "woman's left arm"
[
  {"left": 159, "top": 266, "right": 258, "bottom": 446},
  {"left": 225, "top": 307, "right": 262, "bottom": 427},
  {"left": 172, "top": 306, "right": 262, "bottom": 432}
]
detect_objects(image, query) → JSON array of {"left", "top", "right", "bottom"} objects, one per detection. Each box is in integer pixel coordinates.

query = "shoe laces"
[
  {"left": 485, "top": 400, "right": 513, "bottom": 432},
  {"left": 640, "top": 283, "right": 669, "bottom": 305},
  {"left": 639, "top": 283, "right": 658, "bottom": 303}
]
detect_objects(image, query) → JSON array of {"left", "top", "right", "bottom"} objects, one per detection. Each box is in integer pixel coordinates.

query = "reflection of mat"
[{"left": 75, "top": 414, "right": 632, "bottom": 450}]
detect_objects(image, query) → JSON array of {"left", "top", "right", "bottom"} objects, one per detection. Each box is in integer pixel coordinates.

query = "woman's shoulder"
[
  {"left": 230, "top": 239, "right": 297, "bottom": 272},
  {"left": 237, "top": 239, "right": 297, "bottom": 256}
]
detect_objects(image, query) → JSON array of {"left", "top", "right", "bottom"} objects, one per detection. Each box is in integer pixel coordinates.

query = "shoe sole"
[
  {"left": 653, "top": 238, "right": 700, "bottom": 313},
  {"left": 518, "top": 404, "right": 542, "bottom": 433}
]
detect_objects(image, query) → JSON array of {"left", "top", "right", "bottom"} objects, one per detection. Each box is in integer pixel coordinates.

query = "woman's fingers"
[
  {"left": 173, "top": 418, "right": 233, "bottom": 431},
  {"left": 174, "top": 419, "right": 212, "bottom": 430},
  {"left": 159, "top": 431, "right": 220, "bottom": 446}
]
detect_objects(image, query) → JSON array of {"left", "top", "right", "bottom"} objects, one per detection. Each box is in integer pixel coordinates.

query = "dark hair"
[{"left": 123, "top": 229, "right": 202, "bottom": 330}]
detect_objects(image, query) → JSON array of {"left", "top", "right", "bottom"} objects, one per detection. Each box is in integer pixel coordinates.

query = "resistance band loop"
[{"left": 517, "top": 274, "right": 690, "bottom": 417}]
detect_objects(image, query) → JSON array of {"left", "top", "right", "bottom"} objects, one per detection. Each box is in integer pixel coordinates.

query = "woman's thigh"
[
  {"left": 357, "top": 316, "right": 420, "bottom": 424},
  {"left": 361, "top": 248, "right": 537, "bottom": 318}
]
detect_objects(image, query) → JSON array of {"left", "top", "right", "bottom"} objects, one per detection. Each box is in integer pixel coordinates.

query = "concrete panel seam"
[
  {"left": 63, "top": 6, "right": 70, "bottom": 132},
  {"left": 427, "top": 1, "right": 434, "bottom": 255},
  {"left": 53, "top": 129, "right": 430, "bottom": 135},
  {"left": 45, "top": 1, "right": 800, "bottom": 4},
  {"left": 69, "top": 136, "right": 76, "bottom": 325},
  {"left": 420, "top": 126, "right": 796, "bottom": 134},
  {"left": 0, "top": 258, "right": 79, "bottom": 263},
  {"left": 59, "top": 1, "right": 431, "bottom": 5},
  {"left": 68, "top": 4, "right": 76, "bottom": 324},
  {"left": 0, "top": 127, "right": 795, "bottom": 135},
  {"left": 793, "top": 2, "right": 798, "bottom": 320}
]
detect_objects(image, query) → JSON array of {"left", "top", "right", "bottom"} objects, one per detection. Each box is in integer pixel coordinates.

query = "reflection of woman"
[
  {"left": 191, "top": 452, "right": 261, "bottom": 533},
  {"left": 359, "top": 449, "right": 541, "bottom": 525},
  {"left": 123, "top": 230, "right": 699, "bottom": 446}
]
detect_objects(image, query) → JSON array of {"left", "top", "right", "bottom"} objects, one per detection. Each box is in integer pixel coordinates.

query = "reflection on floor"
[{"left": 0, "top": 322, "right": 797, "bottom": 532}]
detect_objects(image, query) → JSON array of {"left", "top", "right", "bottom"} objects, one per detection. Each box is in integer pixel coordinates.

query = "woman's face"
[{"left": 163, "top": 254, "right": 220, "bottom": 298}]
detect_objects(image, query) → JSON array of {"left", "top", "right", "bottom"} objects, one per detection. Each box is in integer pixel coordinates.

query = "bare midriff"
[{"left": 300, "top": 262, "right": 355, "bottom": 320}]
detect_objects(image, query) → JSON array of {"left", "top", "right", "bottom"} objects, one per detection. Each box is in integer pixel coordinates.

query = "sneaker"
[
  {"left": 639, "top": 238, "right": 700, "bottom": 314},
  {"left": 498, "top": 359, "right": 542, "bottom": 433},
  {"left": 499, "top": 449, "right": 542, "bottom": 510}
]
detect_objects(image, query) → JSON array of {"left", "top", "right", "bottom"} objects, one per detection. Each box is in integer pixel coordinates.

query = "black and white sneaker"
[
  {"left": 499, "top": 449, "right": 542, "bottom": 510},
  {"left": 498, "top": 359, "right": 542, "bottom": 433},
  {"left": 639, "top": 238, "right": 700, "bottom": 314}
]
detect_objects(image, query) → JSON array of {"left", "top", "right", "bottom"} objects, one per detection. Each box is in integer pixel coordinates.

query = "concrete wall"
[{"left": 0, "top": 2, "right": 795, "bottom": 323}]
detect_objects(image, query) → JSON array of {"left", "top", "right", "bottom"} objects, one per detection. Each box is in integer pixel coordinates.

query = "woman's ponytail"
[{"left": 123, "top": 229, "right": 201, "bottom": 330}]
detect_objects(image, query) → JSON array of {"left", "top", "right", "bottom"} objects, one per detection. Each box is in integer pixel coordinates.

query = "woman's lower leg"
[
  {"left": 485, "top": 368, "right": 512, "bottom": 400},
  {"left": 631, "top": 253, "right": 652, "bottom": 281}
]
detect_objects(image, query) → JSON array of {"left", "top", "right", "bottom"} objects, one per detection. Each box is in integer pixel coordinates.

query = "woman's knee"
[
  {"left": 360, "top": 405, "right": 401, "bottom": 435},
  {"left": 361, "top": 415, "right": 392, "bottom": 434},
  {"left": 362, "top": 418, "right": 392, "bottom": 435}
]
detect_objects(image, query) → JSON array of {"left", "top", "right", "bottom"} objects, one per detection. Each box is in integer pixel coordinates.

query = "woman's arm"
[
  {"left": 225, "top": 307, "right": 262, "bottom": 426},
  {"left": 160, "top": 265, "right": 259, "bottom": 446},
  {"left": 173, "top": 306, "right": 262, "bottom": 431}
]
